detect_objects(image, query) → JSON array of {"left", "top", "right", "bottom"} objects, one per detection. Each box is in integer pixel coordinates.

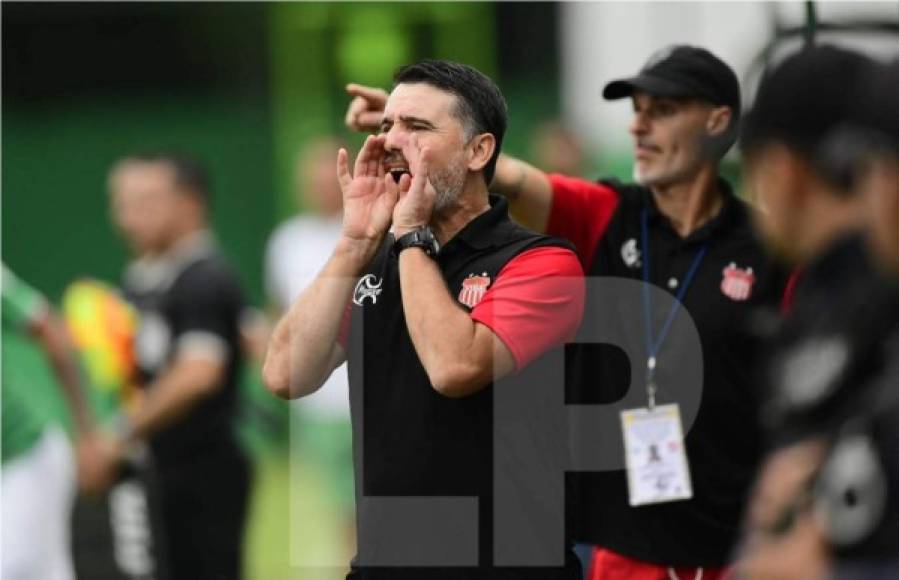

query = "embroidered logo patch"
[
  {"left": 353, "top": 274, "right": 383, "bottom": 306},
  {"left": 720, "top": 262, "right": 755, "bottom": 301},
  {"left": 458, "top": 273, "right": 491, "bottom": 308},
  {"left": 621, "top": 238, "right": 642, "bottom": 269}
]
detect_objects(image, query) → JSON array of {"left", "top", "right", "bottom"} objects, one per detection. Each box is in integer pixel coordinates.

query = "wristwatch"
[{"left": 393, "top": 226, "right": 440, "bottom": 258}]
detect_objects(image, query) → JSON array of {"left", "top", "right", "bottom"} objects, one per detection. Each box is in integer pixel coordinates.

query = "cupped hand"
[
  {"left": 393, "top": 137, "right": 437, "bottom": 237},
  {"left": 337, "top": 135, "right": 403, "bottom": 253}
]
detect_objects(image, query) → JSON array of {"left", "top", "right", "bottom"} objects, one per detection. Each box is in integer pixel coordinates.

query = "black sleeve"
[{"left": 169, "top": 260, "right": 246, "bottom": 356}]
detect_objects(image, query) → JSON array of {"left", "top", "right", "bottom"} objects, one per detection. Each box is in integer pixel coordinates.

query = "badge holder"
[
  {"left": 621, "top": 210, "right": 705, "bottom": 507},
  {"left": 621, "top": 357, "right": 693, "bottom": 506}
]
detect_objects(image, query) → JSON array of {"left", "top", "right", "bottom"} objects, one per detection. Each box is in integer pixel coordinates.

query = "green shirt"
[{"left": 2, "top": 265, "right": 70, "bottom": 463}]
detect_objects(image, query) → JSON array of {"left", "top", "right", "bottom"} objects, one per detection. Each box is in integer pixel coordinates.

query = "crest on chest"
[
  {"left": 621, "top": 238, "right": 642, "bottom": 269},
  {"left": 720, "top": 262, "right": 755, "bottom": 301},
  {"left": 458, "top": 272, "right": 491, "bottom": 308}
]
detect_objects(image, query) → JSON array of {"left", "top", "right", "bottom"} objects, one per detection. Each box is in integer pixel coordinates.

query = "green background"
[{"left": 3, "top": 3, "right": 567, "bottom": 578}]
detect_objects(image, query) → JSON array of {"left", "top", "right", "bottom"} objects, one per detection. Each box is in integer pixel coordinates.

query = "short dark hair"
[
  {"left": 393, "top": 60, "right": 507, "bottom": 184},
  {"left": 120, "top": 152, "right": 212, "bottom": 205}
]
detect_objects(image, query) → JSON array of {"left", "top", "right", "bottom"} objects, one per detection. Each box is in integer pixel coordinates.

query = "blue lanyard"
[{"left": 641, "top": 208, "right": 708, "bottom": 408}]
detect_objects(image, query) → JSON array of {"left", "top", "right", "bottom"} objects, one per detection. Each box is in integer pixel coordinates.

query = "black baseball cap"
[
  {"left": 740, "top": 45, "right": 876, "bottom": 157},
  {"left": 603, "top": 45, "right": 741, "bottom": 114}
]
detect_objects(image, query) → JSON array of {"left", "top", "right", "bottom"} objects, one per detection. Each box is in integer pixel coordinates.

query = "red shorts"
[{"left": 587, "top": 547, "right": 730, "bottom": 580}]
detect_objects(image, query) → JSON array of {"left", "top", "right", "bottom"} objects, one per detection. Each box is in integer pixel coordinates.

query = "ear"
[
  {"left": 177, "top": 190, "right": 207, "bottom": 222},
  {"left": 466, "top": 133, "right": 497, "bottom": 175},
  {"left": 769, "top": 144, "right": 811, "bottom": 203},
  {"left": 748, "top": 143, "right": 807, "bottom": 209},
  {"left": 706, "top": 106, "right": 732, "bottom": 138}
]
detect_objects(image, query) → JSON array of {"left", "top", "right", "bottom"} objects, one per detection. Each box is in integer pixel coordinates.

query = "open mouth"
[
  {"left": 388, "top": 167, "right": 411, "bottom": 183},
  {"left": 383, "top": 160, "right": 412, "bottom": 183}
]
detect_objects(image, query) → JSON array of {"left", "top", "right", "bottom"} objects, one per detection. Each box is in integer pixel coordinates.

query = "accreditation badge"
[{"left": 621, "top": 403, "right": 693, "bottom": 506}]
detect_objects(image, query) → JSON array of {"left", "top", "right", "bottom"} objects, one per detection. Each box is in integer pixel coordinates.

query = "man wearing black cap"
[
  {"left": 343, "top": 46, "right": 787, "bottom": 579},
  {"left": 494, "top": 44, "right": 788, "bottom": 580},
  {"left": 735, "top": 46, "right": 899, "bottom": 580}
]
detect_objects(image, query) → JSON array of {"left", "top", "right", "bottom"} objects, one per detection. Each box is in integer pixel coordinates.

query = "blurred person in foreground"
[
  {"left": 265, "top": 59, "right": 585, "bottom": 578},
  {"left": 735, "top": 46, "right": 899, "bottom": 579},
  {"left": 1, "top": 264, "right": 99, "bottom": 580},
  {"left": 345, "top": 45, "right": 789, "bottom": 579},
  {"left": 265, "top": 136, "right": 356, "bottom": 569},
  {"left": 97, "top": 153, "right": 252, "bottom": 580}
]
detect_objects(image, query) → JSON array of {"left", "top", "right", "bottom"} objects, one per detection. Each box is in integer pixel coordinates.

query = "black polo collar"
[
  {"left": 642, "top": 178, "right": 742, "bottom": 244},
  {"left": 441, "top": 194, "right": 510, "bottom": 252}
]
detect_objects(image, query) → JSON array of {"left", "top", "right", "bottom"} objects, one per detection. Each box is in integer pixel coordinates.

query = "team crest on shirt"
[
  {"left": 720, "top": 262, "right": 755, "bottom": 301},
  {"left": 353, "top": 274, "right": 383, "bottom": 306},
  {"left": 621, "top": 238, "right": 642, "bottom": 269},
  {"left": 458, "top": 273, "right": 491, "bottom": 308}
]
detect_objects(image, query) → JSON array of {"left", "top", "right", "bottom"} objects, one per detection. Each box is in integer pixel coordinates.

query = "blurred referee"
[
  {"left": 99, "top": 153, "right": 252, "bottom": 580},
  {"left": 737, "top": 46, "right": 899, "bottom": 579}
]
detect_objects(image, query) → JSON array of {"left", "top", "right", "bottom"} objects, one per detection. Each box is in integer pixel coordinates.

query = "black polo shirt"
[
  {"left": 823, "top": 331, "right": 899, "bottom": 572},
  {"left": 123, "top": 232, "right": 246, "bottom": 468},
  {"left": 760, "top": 235, "right": 899, "bottom": 568},
  {"left": 763, "top": 235, "right": 899, "bottom": 447},
  {"left": 345, "top": 196, "right": 583, "bottom": 579},
  {"left": 546, "top": 174, "right": 788, "bottom": 566}
]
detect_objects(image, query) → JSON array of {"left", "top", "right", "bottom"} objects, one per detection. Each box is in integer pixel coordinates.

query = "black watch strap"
[{"left": 393, "top": 227, "right": 440, "bottom": 258}]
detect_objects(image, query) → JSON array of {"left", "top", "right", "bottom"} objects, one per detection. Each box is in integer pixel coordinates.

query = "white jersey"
[{"left": 266, "top": 214, "right": 349, "bottom": 419}]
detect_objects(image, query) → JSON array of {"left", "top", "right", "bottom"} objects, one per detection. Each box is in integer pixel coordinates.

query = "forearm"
[
  {"left": 490, "top": 154, "right": 553, "bottom": 233},
  {"left": 35, "top": 314, "right": 94, "bottom": 434},
  {"left": 398, "top": 249, "right": 492, "bottom": 396},
  {"left": 129, "top": 358, "right": 224, "bottom": 439},
  {"left": 262, "top": 239, "right": 372, "bottom": 398}
]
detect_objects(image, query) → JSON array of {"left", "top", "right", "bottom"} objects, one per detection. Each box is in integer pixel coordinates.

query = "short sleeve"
[
  {"left": 470, "top": 247, "right": 585, "bottom": 370},
  {"left": 171, "top": 264, "right": 244, "bottom": 362},
  {"left": 545, "top": 174, "right": 620, "bottom": 270}
]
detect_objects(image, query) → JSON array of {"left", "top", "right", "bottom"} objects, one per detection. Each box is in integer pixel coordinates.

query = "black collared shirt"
[
  {"left": 346, "top": 196, "right": 582, "bottom": 579},
  {"left": 547, "top": 174, "right": 789, "bottom": 566},
  {"left": 123, "top": 233, "right": 246, "bottom": 467},
  {"left": 762, "top": 235, "right": 899, "bottom": 566},
  {"left": 764, "top": 235, "right": 899, "bottom": 446}
]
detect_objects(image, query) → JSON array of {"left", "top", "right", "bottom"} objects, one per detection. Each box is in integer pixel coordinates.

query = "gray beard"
[{"left": 431, "top": 159, "right": 468, "bottom": 213}]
